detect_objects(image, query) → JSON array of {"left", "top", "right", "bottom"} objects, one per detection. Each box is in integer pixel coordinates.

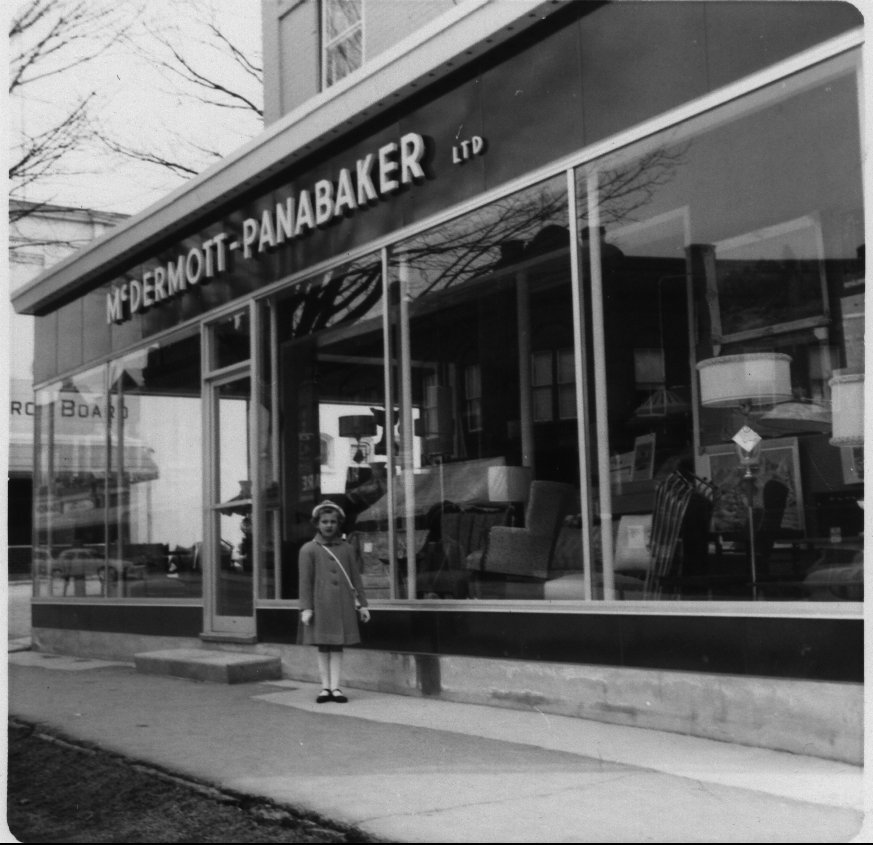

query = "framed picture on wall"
[
  {"left": 706, "top": 214, "right": 829, "bottom": 345},
  {"left": 702, "top": 437, "right": 805, "bottom": 535},
  {"left": 631, "top": 433, "right": 656, "bottom": 482},
  {"left": 841, "top": 446, "right": 864, "bottom": 485}
]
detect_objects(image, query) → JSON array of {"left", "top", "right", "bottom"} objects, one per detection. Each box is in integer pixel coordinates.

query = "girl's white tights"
[{"left": 317, "top": 650, "right": 343, "bottom": 690}]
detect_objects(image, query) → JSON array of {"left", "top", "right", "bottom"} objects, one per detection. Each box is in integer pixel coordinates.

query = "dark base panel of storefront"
[
  {"left": 258, "top": 608, "right": 862, "bottom": 683},
  {"left": 32, "top": 602, "right": 202, "bottom": 638},
  {"left": 29, "top": 604, "right": 862, "bottom": 683}
]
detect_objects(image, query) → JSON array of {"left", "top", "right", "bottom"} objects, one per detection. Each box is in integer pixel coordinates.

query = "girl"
[{"left": 298, "top": 500, "right": 370, "bottom": 703}]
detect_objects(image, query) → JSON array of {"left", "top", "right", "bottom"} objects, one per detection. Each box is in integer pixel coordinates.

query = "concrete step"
[{"left": 134, "top": 648, "right": 282, "bottom": 684}]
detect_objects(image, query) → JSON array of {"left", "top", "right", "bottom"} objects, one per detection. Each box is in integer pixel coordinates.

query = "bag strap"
[{"left": 320, "top": 544, "right": 359, "bottom": 601}]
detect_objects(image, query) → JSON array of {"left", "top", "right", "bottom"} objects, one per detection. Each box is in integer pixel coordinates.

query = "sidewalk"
[{"left": 7, "top": 649, "right": 869, "bottom": 843}]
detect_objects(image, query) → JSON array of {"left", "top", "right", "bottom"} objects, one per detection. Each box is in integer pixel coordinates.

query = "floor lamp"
[{"left": 696, "top": 353, "right": 793, "bottom": 595}]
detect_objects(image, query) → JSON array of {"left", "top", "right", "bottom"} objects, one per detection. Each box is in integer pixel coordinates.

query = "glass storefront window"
[
  {"left": 273, "top": 252, "right": 386, "bottom": 599},
  {"left": 577, "top": 51, "right": 863, "bottom": 602},
  {"left": 111, "top": 331, "right": 204, "bottom": 598},
  {"left": 34, "top": 332, "right": 204, "bottom": 599},
  {"left": 34, "top": 52, "right": 862, "bottom": 611},
  {"left": 33, "top": 365, "right": 109, "bottom": 597},
  {"left": 384, "top": 174, "right": 584, "bottom": 600},
  {"left": 211, "top": 309, "right": 251, "bottom": 371}
]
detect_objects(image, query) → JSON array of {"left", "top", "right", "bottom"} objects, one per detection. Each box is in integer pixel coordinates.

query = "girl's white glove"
[
  {"left": 301, "top": 609, "right": 313, "bottom": 626},
  {"left": 358, "top": 607, "right": 371, "bottom": 623}
]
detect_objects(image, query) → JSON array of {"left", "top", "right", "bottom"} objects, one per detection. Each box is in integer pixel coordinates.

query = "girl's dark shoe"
[
  {"left": 316, "top": 689, "right": 332, "bottom": 703},
  {"left": 331, "top": 689, "right": 348, "bottom": 703}
]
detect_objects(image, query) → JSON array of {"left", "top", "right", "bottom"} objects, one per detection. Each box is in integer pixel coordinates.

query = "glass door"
[
  {"left": 203, "top": 308, "right": 255, "bottom": 637},
  {"left": 206, "top": 373, "right": 254, "bottom": 634}
]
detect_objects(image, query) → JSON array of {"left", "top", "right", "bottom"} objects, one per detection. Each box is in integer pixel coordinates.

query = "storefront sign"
[
  {"left": 452, "top": 135, "right": 486, "bottom": 164},
  {"left": 106, "top": 132, "right": 427, "bottom": 324}
]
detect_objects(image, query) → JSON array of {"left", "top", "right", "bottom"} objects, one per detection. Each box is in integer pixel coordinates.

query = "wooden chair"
[
  {"left": 644, "top": 471, "right": 717, "bottom": 599},
  {"left": 416, "top": 504, "right": 510, "bottom": 598}
]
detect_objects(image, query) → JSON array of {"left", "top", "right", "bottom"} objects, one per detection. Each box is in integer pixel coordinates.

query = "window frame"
[{"left": 321, "top": 0, "right": 364, "bottom": 89}]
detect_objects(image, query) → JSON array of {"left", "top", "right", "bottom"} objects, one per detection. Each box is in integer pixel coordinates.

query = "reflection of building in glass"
[{"left": 8, "top": 202, "right": 128, "bottom": 576}]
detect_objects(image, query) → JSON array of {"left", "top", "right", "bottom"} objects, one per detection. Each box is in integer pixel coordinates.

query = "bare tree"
[
  {"left": 8, "top": 0, "right": 135, "bottom": 222},
  {"left": 9, "top": 0, "right": 263, "bottom": 228},
  {"left": 99, "top": 0, "right": 263, "bottom": 177}
]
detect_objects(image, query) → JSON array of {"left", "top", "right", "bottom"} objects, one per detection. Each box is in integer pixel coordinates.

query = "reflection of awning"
[
  {"left": 36, "top": 497, "right": 132, "bottom": 529},
  {"left": 7, "top": 436, "right": 33, "bottom": 478},
  {"left": 7, "top": 433, "right": 159, "bottom": 481}
]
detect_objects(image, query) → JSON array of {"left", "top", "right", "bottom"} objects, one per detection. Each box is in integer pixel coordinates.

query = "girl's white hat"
[{"left": 311, "top": 500, "right": 346, "bottom": 520}]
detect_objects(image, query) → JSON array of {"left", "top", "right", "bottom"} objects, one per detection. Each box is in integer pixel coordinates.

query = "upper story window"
[{"left": 322, "top": 0, "right": 363, "bottom": 89}]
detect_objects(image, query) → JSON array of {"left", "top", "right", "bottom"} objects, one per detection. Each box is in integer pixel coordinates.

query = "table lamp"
[
  {"left": 696, "top": 353, "right": 793, "bottom": 590},
  {"left": 487, "top": 465, "right": 532, "bottom": 526},
  {"left": 338, "top": 414, "right": 377, "bottom": 464}
]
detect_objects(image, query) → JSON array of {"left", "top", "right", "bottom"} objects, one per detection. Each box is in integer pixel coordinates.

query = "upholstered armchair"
[{"left": 469, "top": 480, "right": 576, "bottom": 579}]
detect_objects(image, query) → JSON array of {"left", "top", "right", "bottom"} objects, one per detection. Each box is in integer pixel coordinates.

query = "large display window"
[
  {"left": 269, "top": 51, "right": 863, "bottom": 605},
  {"left": 33, "top": 330, "right": 203, "bottom": 599},
  {"left": 35, "top": 51, "right": 863, "bottom": 609},
  {"left": 384, "top": 174, "right": 580, "bottom": 600},
  {"left": 34, "top": 364, "right": 113, "bottom": 597},
  {"left": 577, "top": 50, "right": 864, "bottom": 602},
  {"left": 272, "top": 252, "right": 387, "bottom": 599}
]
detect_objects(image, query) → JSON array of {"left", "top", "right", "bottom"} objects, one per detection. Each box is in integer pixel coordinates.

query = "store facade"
[{"left": 13, "top": 2, "right": 866, "bottom": 760}]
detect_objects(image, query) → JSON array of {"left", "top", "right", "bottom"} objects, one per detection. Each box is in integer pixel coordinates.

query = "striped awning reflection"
[{"left": 8, "top": 433, "right": 159, "bottom": 481}]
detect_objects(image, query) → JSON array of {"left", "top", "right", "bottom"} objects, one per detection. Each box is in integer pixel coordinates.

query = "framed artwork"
[
  {"left": 610, "top": 450, "right": 634, "bottom": 491},
  {"left": 841, "top": 446, "right": 864, "bottom": 485},
  {"left": 631, "top": 433, "right": 656, "bottom": 482},
  {"left": 613, "top": 514, "right": 653, "bottom": 572},
  {"left": 702, "top": 437, "right": 804, "bottom": 535},
  {"left": 706, "top": 215, "right": 829, "bottom": 345}
]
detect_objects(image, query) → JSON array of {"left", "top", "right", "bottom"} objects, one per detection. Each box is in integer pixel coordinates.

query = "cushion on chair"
[
  {"left": 525, "top": 481, "right": 576, "bottom": 537},
  {"left": 479, "top": 527, "right": 554, "bottom": 578}
]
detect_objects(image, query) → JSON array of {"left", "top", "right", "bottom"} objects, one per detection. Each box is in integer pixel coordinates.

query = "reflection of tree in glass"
[
  {"left": 588, "top": 143, "right": 690, "bottom": 230},
  {"left": 394, "top": 179, "right": 568, "bottom": 299},
  {"left": 277, "top": 145, "right": 688, "bottom": 332},
  {"left": 393, "top": 145, "right": 688, "bottom": 299},
  {"left": 282, "top": 258, "right": 382, "bottom": 339}
]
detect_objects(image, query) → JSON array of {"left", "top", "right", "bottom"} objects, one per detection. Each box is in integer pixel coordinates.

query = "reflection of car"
[
  {"left": 55, "top": 548, "right": 145, "bottom": 582},
  {"left": 169, "top": 540, "right": 233, "bottom": 571},
  {"left": 32, "top": 548, "right": 55, "bottom": 577}
]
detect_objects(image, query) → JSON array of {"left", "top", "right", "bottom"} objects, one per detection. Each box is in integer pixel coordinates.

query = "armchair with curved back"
[{"left": 467, "top": 480, "right": 577, "bottom": 585}]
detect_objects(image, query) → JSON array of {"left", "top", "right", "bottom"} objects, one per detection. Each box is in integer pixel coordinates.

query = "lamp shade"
[
  {"left": 338, "top": 414, "right": 377, "bottom": 439},
  {"left": 696, "top": 353, "right": 792, "bottom": 408},
  {"left": 487, "top": 466, "right": 532, "bottom": 503},
  {"left": 759, "top": 400, "right": 831, "bottom": 434},
  {"left": 829, "top": 372, "right": 864, "bottom": 446},
  {"left": 633, "top": 387, "right": 690, "bottom": 419}
]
